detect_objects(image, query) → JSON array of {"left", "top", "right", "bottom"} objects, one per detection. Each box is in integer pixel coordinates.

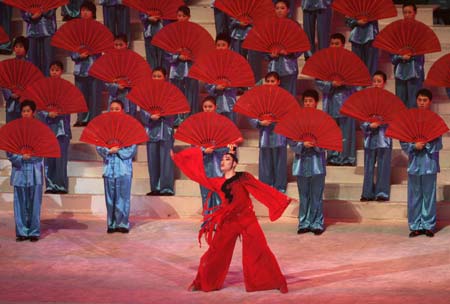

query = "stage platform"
[{"left": 1, "top": 212, "right": 450, "bottom": 303}]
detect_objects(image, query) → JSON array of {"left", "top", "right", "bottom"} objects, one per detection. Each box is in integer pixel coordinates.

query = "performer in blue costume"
[
  {"left": 273, "top": 0, "right": 297, "bottom": 19},
  {"left": 97, "top": 100, "right": 137, "bottom": 233},
  {"left": 40, "top": 61, "right": 71, "bottom": 194},
  {"left": 99, "top": 0, "right": 130, "bottom": 43},
  {"left": 316, "top": 33, "right": 357, "bottom": 166},
  {"left": 211, "top": 0, "right": 230, "bottom": 35},
  {"left": 22, "top": 8, "right": 56, "bottom": 76},
  {"left": 140, "top": 10, "right": 165, "bottom": 69},
  {"left": 360, "top": 71, "right": 392, "bottom": 202},
  {"left": 301, "top": 0, "right": 332, "bottom": 57},
  {"left": 0, "top": 0, "right": 12, "bottom": 53},
  {"left": 142, "top": 68, "right": 175, "bottom": 196},
  {"left": 8, "top": 100, "right": 44, "bottom": 242},
  {"left": 391, "top": 3, "right": 424, "bottom": 109},
  {"left": 400, "top": 89, "right": 442, "bottom": 238},
  {"left": 289, "top": 90, "right": 326, "bottom": 235}
]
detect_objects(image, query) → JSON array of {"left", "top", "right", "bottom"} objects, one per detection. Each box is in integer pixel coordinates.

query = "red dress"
[{"left": 173, "top": 148, "right": 291, "bottom": 293}]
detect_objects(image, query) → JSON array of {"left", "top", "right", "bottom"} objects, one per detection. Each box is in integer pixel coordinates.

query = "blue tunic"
[
  {"left": 205, "top": 84, "right": 238, "bottom": 123},
  {"left": 266, "top": 52, "right": 301, "bottom": 96},
  {"left": 140, "top": 13, "right": 164, "bottom": 69},
  {"left": 105, "top": 83, "right": 136, "bottom": 117}
]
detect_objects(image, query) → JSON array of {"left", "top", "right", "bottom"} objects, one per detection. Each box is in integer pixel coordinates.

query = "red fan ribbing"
[
  {"left": 89, "top": 49, "right": 152, "bottom": 88},
  {"left": 20, "top": 77, "right": 87, "bottom": 114},
  {"left": 301, "top": 47, "right": 372, "bottom": 86},
  {"left": 233, "top": 85, "right": 299, "bottom": 122},
  {"left": 122, "top": 0, "right": 184, "bottom": 20},
  {"left": 385, "top": 109, "right": 449, "bottom": 143},
  {"left": 340, "top": 87, "right": 407, "bottom": 123},
  {"left": 243, "top": 17, "right": 310, "bottom": 54},
  {"left": 51, "top": 18, "right": 114, "bottom": 54},
  {"left": 275, "top": 107, "right": 343, "bottom": 151},
  {"left": 80, "top": 112, "right": 148, "bottom": 148},
  {"left": 0, "top": 59, "right": 45, "bottom": 94},
  {"left": 188, "top": 49, "right": 255, "bottom": 87},
  {"left": 425, "top": 53, "right": 450, "bottom": 87},
  {"left": 127, "top": 80, "right": 190, "bottom": 116},
  {"left": 332, "top": 0, "right": 397, "bottom": 22},
  {"left": 214, "top": 0, "right": 274, "bottom": 24},
  {"left": 2, "top": 0, "right": 68, "bottom": 14},
  {"left": 152, "top": 21, "right": 215, "bottom": 62},
  {"left": 373, "top": 19, "right": 441, "bottom": 56},
  {"left": 0, "top": 118, "right": 60, "bottom": 158},
  {"left": 0, "top": 26, "right": 9, "bottom": 44},
  {"left": 175, "top": 112, "right": 243, "bottom": 148}
]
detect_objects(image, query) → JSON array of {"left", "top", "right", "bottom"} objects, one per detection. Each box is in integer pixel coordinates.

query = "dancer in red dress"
[{"left": 172, "top": 147, "right": 292, "bottom": 293}]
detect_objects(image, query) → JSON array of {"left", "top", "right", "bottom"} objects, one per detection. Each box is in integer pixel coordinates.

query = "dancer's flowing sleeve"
[{"left": 241, "top": 172, "right": 292, "bottom": 221}]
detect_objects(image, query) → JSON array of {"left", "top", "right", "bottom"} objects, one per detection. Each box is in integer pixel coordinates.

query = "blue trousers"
[
  {"left": 5, "top": 99, "right": 21, "bottom": 123},
  {"left": 395, "top": 77, "right": 422, "bottom": 109},
  {"left": 45, "top": 136, "right": 70, "bottom": 192},
  {"left": 171, "top": 77, "right": 199, "bottom": 124},
  {"left": 146, "top": 140, "right": 174, "bottom": 194},
  {"left": 75, "top": 76, "right": 103, "bottom": 124},
  {"left": 297, "top": 174, "right": 325, "bottom": 230},
  {"left": 248, "top": 50, "right": 264, "bottom": 83},
  {"left": 104, "top": 176, "right": 132, "bottom": 229},
  {"left": 200, "top": 185, "right": 221, "bottom": 213},
  {"left": 352, "top": 40, "right": 379, "bottom": 76},
  {"left": 280, "top": 74, "right": 297, "bottom": 97},
  {"left": 362, "top": 148, "right": 391, "bottom": 200},
  {"left": 214, "top": 7, "right": 230, "bottom": 34},
  {"left": 14, "top": 185, "right": 43, "bottom": 237},
  {"left": 219, "top": 111, "right": 237, "bottom": 125},
  {"left": 328, "top": 117, "right": 356, "bottom": 165},
  {"left": 0, "top": 2, "right": 12, "bottom": 52},
  {"left": 303, "top": 8, "right": 332, "bottom": 54},
  {"left": 259, "top": 146, "right": 287, "bottom": 192},
  {"left": 102, "top": 5, "right": 130, "bottom": 43},
  {"left": 144, "top": 37, "right": 165, "bottom": 70},
  {"left": 407, "top": 174, "right": 437, "bottom": 231},
  {"left": 28, "top": 36, "right": 53, "bottom": 76}
]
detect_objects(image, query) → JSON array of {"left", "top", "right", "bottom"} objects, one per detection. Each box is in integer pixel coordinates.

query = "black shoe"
[
  {"left": 146, "top": 190, "right": 160, "bottom": 196},
  {"left": 312, "top": 229, "right": 324, "bottom": 235},
  {"left": 0, "top": 49, "right": 13, "bottom": 55},
  {"left": 375, "top": 196, "right": 389, "bottom": 202},
  {"left": 424, "top": 230, "right": 434, "bottom": 237},
  {"left": 45, "top": 189, "right": 56, "bottom": 194},
  {"left": 297, "top": 228, "right": 310, "bottom": 234},
  {"left": 16, "top": 236, "right": 28, "bottom": 242},
  {"left": 29, "top": 236, "right": 39, "bottom": 242},
  {"left": 73, "top": 122, "right": 83, "bottom": 127},
  {"left": 117, "top": 227, "right": 129, "bottom": 233},
  {"left": 409, "top": 230, "right": 422, "bottom": 238},
  {"left": 107, "top": 228, "right": 115, "bottom": 234},
  {"left": 57, "top": 190, "right": 68, "bottom": 194},
  {"left": 360, "top": 197, "right": 371, "bottom": 202},
  {"left": 160, "top": 192, "right": 174, "bottom": 196}
]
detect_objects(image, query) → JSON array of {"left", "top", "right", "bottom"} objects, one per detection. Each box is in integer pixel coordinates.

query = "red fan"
[
  {"left": 373, "top": 19, "right": 441, "bottom": 56},
  {"left": 214, "top": 0, "right": 274, "bottom": 25},
  {"left": 425, "top": 53, "right": 450, "bottom": 87},
  {"left": 188, "top": 49, "right": 255, "bottom": 88},
  {"left": 79, "top": 112, "right": 149, "bottom": 148},
  {"left": 275, "top": 107, "right": 343, "bottom": 151},
  {"left": 0, "top": 59, "right": 45, "bottom": 95},
  {"left": 2, "top": 0, "right": 68, "bottom": 14},
  {"left": 122, "top": 0, "right": 184, "bottom": 20},
  {"left": 175, "top": 112, "right": 243, "bottom": 148},
  {"left": 331, "top": 0, "right": 397, "bottom": 22},
  {"left": 51, "top": 18, "right": 114, "bottom": 55},
  {"left": 301, "top": 47, "right": 372, "bottom": 86},
  {"left": 242, "top": 17, "right": 310, "bottom": 54},
  {"left": 233, "top": 85, "right": 299, "bottom": 122},
  {"left": 385, "top": 109, "right": 449, "bottom": 143},
  {"left": 20, "top": 78, "right": 87, "bottom": 114},
  {"left": 0, "top": 26, "right": 9, "bottom": 44},
  {"left": 89, "top": 49, "right": 152, "bottom": 88},
  {"left": 127, "top": 80, "right": 190, "bottom": 116},
  {"left": 340, "top": 87, "right": 407, "bottom": 123},
  {"left": 152, "top": 21, "right": 215, "bottom": 62},
  {"left": 0, "top": 118, "right": 60, "bottom": 158}
]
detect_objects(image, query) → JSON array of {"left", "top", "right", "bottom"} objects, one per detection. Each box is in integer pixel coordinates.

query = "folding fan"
[
  {"left": 385, "top": 109, "right": 449, "bottom": 143},
  {"left": 233, "top": 85, "right": 299, "bottom": 122},
  {"left": 331, "top": 0, "right": 397, "bottom": 22},
  {"left": 175, "top": 112, "right": 243, "bottom": 148},
  {"left": 242, "top": 17, "right": 310, "bottom": 54},
  {"left": 0, "top": 26, "right": 9, "bottom": 44},
  {"left": 152, "top": 21, "right": 215, "bottom": 62},
  {"left": 20, "top": 78, "right": 87, "bottom": 114},
  {"left": 373, "top": 19, "right": 441, "bottom": 56},
  {"left": 89, "top": 49, "right": 152, "bottom": 88},
  {"left": 275, "top": 107, "right": 343, "bottom": 151},
  {"left": 51, "top": 18, "right": 114, "bottom": 55},
  {"left": 301, "top": 47, "right": 372, "bottom": 86},
  {"left": 79, "top": 112, "right": 149, "bottom": 148},
  {"left": 0, "top": 59, "right": 45, "bottom": 95},
  {"left": 0, "top": 118, "right": 60, "bottom": 158},
  {"left": 188, "top": 49, "right": 255, "bottom": 88},
  {"left": 340, "top": 87, "right": 407, "bottom": 123},
  {"left": 2, "top": 0, "right": 69, "bottom": 14},
  {"left": 425, "top": 53, "right": 450, "bottom": 87},
  {"left": 214, "top": 0, "right": 274, "bottom": 25},
  {"left": 122, "top": 0, "right": 184, "bottom": 20}
]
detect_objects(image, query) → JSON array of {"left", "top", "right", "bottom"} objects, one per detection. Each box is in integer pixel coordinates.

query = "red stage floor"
[{"left": 1, "top": 212, "right": 450, "bottom": 303}]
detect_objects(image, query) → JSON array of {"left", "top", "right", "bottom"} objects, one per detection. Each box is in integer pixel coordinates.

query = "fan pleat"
[
  {"left": 214, "top": 0, "right": 274, "bottom": 24},
  {"left": 332, "top": 0, "right": 397, "bottom": 21},
  {"left": 0, "top": 59, "right": 45, "bottom": 94},
  {"left": 122, "top": 0, "right": 184, "bottom": 20},
  {"left": 0, "top": 26, "right": 8, "bottom": 44},
  {"left": 2, "top": 0, "right": 68, "bottom": 14},
  {"left": 175, "top": 112, "right": 243, "bottom": 148},
  {"left": 425, "top": 53, "right": 450, "bottom": 87}
]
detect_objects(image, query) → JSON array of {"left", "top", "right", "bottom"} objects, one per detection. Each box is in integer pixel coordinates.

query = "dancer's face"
[
  {"left": 220, "top": 154, "right": 236, "bottom": 172},
  {"left": 152, "top": 70, "right": 165, "bottom": 80},
  {"left": 110, "top": 102, "right": 123, "bottom": 112},
  {"left": 275, "top": 2, "right": 289, "bottom": 18},
  {"left": 50, "top": 65, "right": 63, "bottom": 78},
  {"left": 303, "top": 97, "right": 318, "bottom": 108},
  {"left": 403, "top": 6, "right": 416, "bottom": 20},
  {"left": 416, "top": 95, "right": 431, "bottom": 110},
  {"left": 202, "top": 100, "right": 216, "bottom": 112},
  {"left": 372, "top": 75, "right": 386, "bottom": 89},
  {"left": 21, "top": 106, "right": 34, "bottom": 118}
]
